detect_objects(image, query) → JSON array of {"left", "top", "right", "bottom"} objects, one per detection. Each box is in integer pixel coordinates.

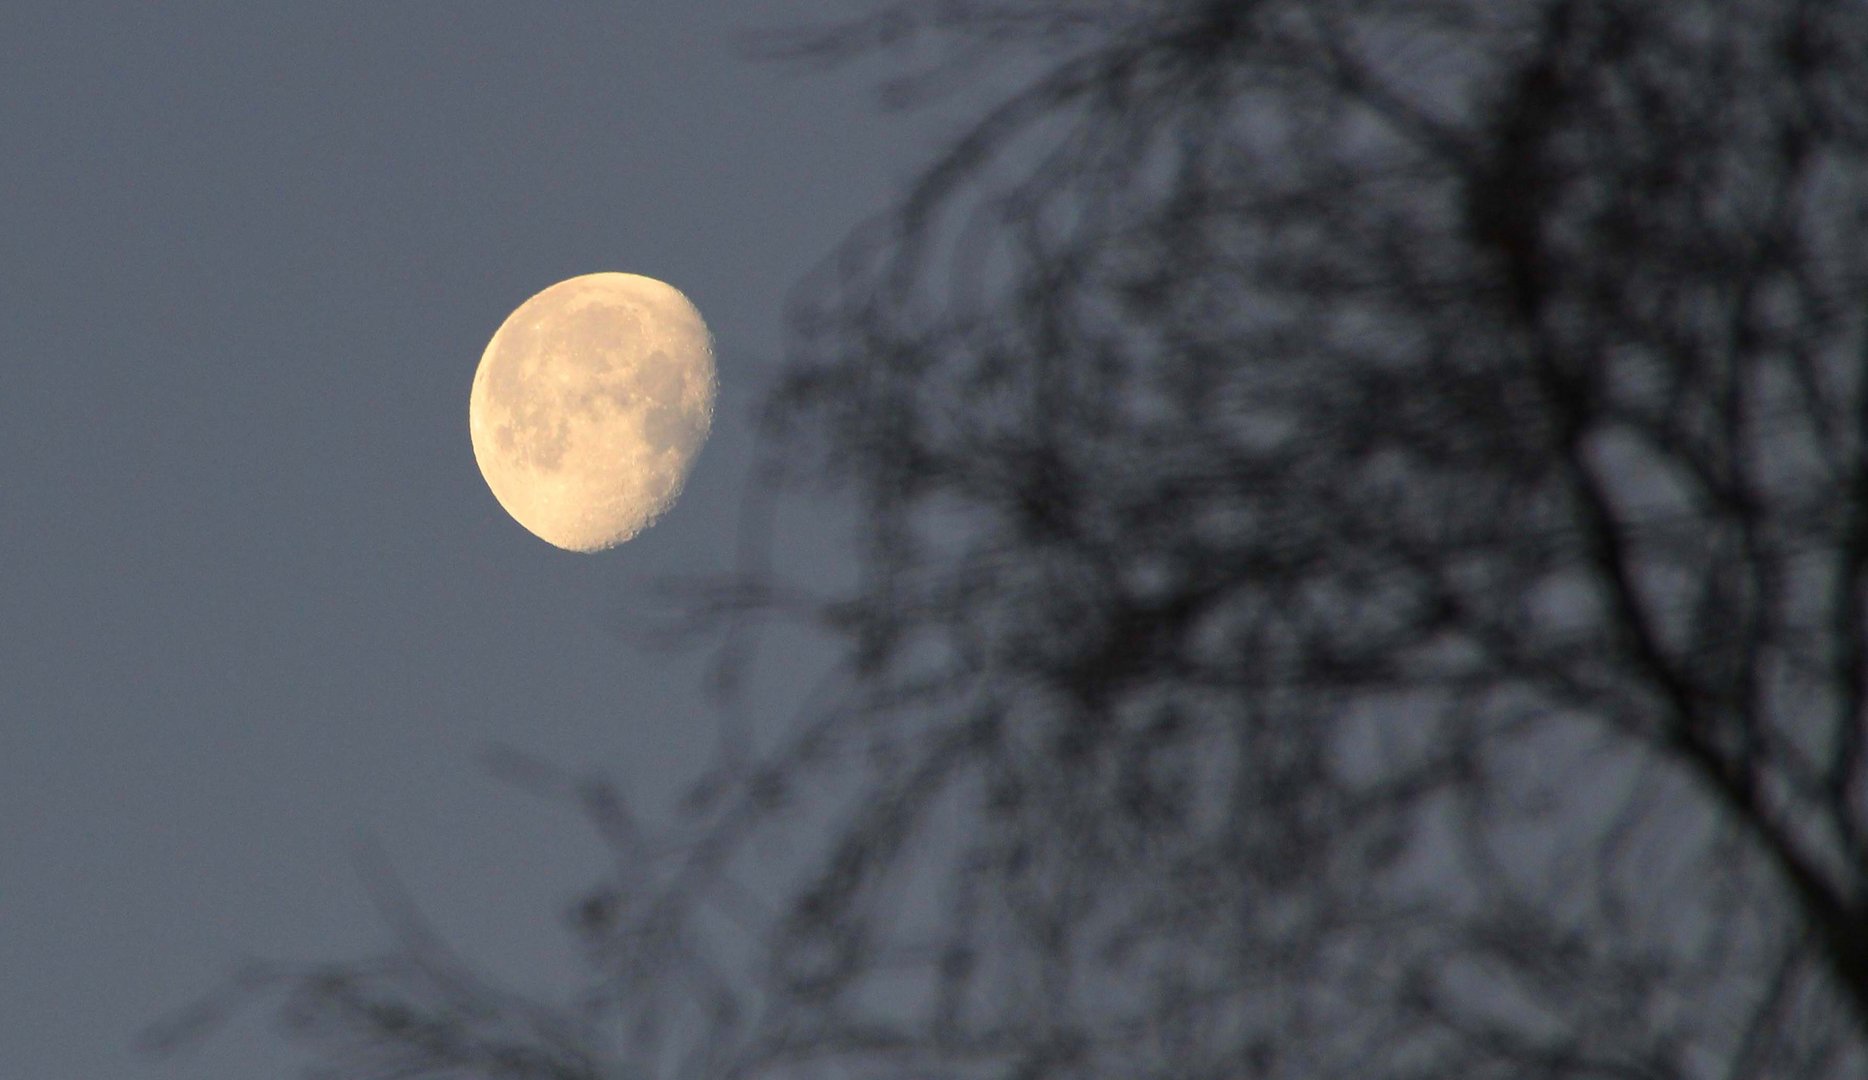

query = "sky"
[{"left": 0, "top": 4, "right": 938, "bottom": 1076}]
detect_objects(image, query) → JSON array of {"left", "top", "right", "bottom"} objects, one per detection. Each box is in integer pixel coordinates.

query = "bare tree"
[{"left": 152, "top": 0, "right": 1868, "bottom": 1077}]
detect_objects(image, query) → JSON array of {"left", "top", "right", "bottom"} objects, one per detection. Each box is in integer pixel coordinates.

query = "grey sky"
[{"left": 0, "top": 4, "right": 927, "bottom": 1076}]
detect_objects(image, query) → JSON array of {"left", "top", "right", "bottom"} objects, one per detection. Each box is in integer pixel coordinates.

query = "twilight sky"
[{"left": 0, "top": 4, "right": 934, "bottom": 1075}]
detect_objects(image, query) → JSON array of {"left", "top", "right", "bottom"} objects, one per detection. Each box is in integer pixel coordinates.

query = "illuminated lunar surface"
[{"left": 470, "top": 272, "right": 715, "bottom": 551}]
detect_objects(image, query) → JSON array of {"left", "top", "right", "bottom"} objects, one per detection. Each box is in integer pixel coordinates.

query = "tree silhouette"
[{"left": 151, "top": 0, "right": 1868, "bottom": 1076}]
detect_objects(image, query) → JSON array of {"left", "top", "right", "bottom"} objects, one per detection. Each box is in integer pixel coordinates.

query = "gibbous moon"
[{"left": 470, "top": 272, "right": 715, "bottom": 552}]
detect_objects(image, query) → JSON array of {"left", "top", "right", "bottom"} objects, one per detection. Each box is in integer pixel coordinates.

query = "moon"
[{"left": 470, "top": 272, "right": 715, "bottom": 552}]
